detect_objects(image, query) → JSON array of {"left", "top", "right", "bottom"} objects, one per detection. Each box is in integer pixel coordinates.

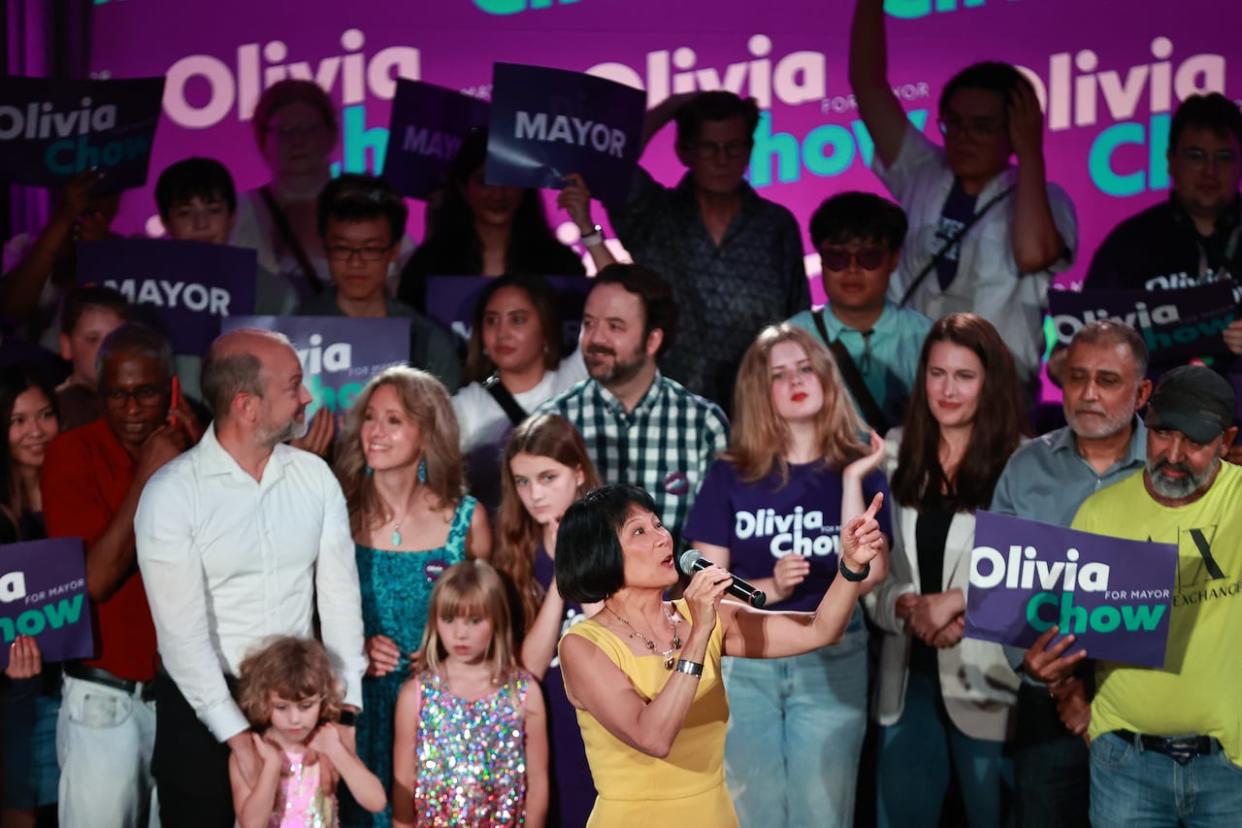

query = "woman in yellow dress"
[{"left": 556, "top": 484, "right": 886, "bottom": 826}]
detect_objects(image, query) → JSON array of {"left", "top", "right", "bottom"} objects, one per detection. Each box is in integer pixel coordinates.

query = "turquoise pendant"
[{"left": 391, "top": 530, "right": 402, "bottom": 547}]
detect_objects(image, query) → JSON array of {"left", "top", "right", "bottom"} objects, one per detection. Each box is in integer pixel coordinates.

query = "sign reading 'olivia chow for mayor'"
[
  {"left": 485, "top": 62, "right": 646, "bottom": 204},
  {"left": 1048, "top": 280, "right": 1239, "bottom": 364},
  {"left": 224, "top": 315, "right": 410, "bottom": 418},
  {"left": 0, "top": 538, "right": 93, "bottom": 668},
  {"left": 0, "top": 76, "right": 164, "bottom": 189},
  {"left": 78, "top": 238, "right": 257, "bottom": 355},
  {"left": 964, "top": 512, "right": 1177, "bottom": 668},
  {"left": 383, "top": 80, "right": 489, "bottom": 200}
]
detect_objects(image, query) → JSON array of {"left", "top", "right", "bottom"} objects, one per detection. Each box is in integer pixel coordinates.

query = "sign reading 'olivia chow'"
[
  {"left": 0, "top": 76, "right": 164, "bottom": 189},
  {"left": 964, "top": 512, "right": 1177, "bottom": 668},
  {"left": 485, "top": 62, "right": 646, "bottom": 204},
  {"left": 0, "top": 539, "right": 93, "bottom": 668},
  {"left": 224, "top": 315, "right": 411, "bottom": 418}
]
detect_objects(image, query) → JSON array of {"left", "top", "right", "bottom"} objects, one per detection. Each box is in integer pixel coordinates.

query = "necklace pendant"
[
  {"left": 664, "top": 653, "right": 676, "bottom": 670},
  {"left": 391, "top": 529, "right": 402, "bottom": 547}
]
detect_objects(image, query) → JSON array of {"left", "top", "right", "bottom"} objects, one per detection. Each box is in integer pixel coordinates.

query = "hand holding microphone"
[{"left": 678, "top": 549, "right": 767, "bottom": 608}]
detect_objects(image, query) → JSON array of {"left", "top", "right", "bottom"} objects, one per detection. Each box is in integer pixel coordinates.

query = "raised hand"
[
  {"left": 557, "top": 173, "right": 596, "bottom": 235},
  {"left": 843, "top": 431, "right": 886, "bottom": 482},
  {"left": 1007, "top": 79, "right": 1045, "bottom": 161},
  {"left": 841, "top": 492, "right": 885, "bottom": 571}
]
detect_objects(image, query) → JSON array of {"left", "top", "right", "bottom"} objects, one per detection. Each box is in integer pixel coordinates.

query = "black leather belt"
[
  {"left": 64, "top": 662, "right": 152, "bottom": 699},
  {"left": 1114, "top": 729, "right": 1220, "bottom": 764}
]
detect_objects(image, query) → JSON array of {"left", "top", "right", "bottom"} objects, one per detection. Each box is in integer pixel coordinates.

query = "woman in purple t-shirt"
[
  {"left": 493, "top": 413, "right": 602, "bottom": 827},
  {"left": 683, "top": 323, "right": 891, "bottom": 828}
]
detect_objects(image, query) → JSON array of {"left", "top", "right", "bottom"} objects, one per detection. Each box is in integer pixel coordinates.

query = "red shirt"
[{"left": 42, "top": 418, "right": 157, "bottom": 681}]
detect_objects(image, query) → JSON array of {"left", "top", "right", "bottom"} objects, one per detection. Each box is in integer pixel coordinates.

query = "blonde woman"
[
  {"left": 334, "top": 366, "right": 490, "bottom": 827},
  {"left": 682, "top": 323, "right": 889, "bottom": 828}
]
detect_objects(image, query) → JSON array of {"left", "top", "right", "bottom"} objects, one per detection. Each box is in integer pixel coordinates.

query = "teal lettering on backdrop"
[
  {"left": 474, "top": 0, "right": 582, "bottom": 14},
  {"left": 749, "top": 109, "right": 928, "bottom": 187},
  {"left": 1088, "top": 112, "right": 1170, "bottom": 196},
  {"left": 886, "top": 0, "right": 988, "bottom": 18}
]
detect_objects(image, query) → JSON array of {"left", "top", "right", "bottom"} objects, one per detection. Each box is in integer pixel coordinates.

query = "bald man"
[{"left": 135, "top": 329, "right": 367, "bottom": 828}]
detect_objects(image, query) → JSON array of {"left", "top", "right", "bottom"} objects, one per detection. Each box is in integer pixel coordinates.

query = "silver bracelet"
[{"left": 673, "top": 659, "right": 703, "bottom": 678}]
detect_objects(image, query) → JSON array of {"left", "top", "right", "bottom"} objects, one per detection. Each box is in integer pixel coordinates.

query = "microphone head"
[{"left": 677, "top": 549, "right": 703, "bottom": 575}]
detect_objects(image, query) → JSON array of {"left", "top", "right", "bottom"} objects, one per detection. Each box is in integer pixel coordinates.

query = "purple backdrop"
[{"left": 89, "top": 0, "right": 1239, "bottom": 303}]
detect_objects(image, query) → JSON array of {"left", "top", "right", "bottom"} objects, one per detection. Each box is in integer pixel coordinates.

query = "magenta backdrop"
[{"left": 90, "top": 0, "right": 1239, "bottom": 304}]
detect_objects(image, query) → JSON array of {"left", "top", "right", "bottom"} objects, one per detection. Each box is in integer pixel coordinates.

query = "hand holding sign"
[
  {"left": 1022, "top": 625, "right": 1088, "bottom": 685},
  {"left": 5, "top": 636, "right": 42, "bottom": 679},
  {"left": 557, "top": 172, "right": 596, "bottom": 234}
]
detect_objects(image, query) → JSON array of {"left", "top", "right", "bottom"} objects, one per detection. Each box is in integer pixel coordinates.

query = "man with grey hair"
[
  {"left": 135, "top": 328, "right": 366, "bottom": 827},
  {"left": 989, "top": 320, "right": 1152, "bottom": 827},
  {"left": 42, "top": 324, "right": 199, "bottom": 828}
]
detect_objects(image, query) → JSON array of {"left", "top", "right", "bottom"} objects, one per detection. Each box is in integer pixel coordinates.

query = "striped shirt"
[{"left": 538, "top": 373, "right": 730, "bottom": 539}]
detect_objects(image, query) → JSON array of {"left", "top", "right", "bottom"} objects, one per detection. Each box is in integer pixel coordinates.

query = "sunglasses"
[{"left": 821, "top": 247, "right": 887, "bottom": 272}]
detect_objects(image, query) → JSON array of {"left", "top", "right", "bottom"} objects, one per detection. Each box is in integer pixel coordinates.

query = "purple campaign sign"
[
  {"left": 0, "top": 538, "right": 93, "bottom": 668},
  {"left": 424, "top": 275, "right": 590, "bottom": 353},
  {"left": 0, "top": 76, "right": 164, "bottom": 190},
  {"left": 1049, "top": 280, "right": 1240, "bottom": 365},
  {"left": 486, "top": 63, "right": 646, "bottom": 204},
  {"left": 382, "top": 80, "right": 490, "bottom": 199},
  {"left": 224, "top": 315, "right": 411, "bottom": 418},
  {"left": 964, "top": 511, "right": 1177, "bottom": 669},
  {"left": 78, "top": 238, "right": 257, "bottom": 356}
]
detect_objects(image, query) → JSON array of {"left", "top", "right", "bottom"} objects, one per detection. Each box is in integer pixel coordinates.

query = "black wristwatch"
[
  {"left": 839, "top": 557, "right": 871, "bottom": 582},
  {"left": 337, "top": 709, "right": 358, "bottom": 727}
]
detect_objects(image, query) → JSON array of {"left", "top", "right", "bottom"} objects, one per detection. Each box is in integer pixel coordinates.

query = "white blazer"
[{"left": 864, "top": 429, "right": 1019, "bottom": 742}]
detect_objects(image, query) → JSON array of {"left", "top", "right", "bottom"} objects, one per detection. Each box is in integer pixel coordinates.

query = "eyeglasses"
[
  {"left": 1177, "top": 147, "right": 1239, "bottom": 170},
  {"left": 326, "top": 243, "right": 394, "bottom": 263},
  {"left": 821, "top": 247, "right": 888, "bottom": 272},
  {"left": 691, "top": 139, "right": 752, "bottom": 160},
  {"left": 937, "top": 116, "right": 1006, "bottom": 140},
  {"left": 101, "top": 383, "right": 168, "bottom": 408}
]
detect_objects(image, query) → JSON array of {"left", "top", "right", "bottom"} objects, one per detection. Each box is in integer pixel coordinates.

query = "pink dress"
[{"left": 269, "top": 749, "right": 337, "bottom": 828}]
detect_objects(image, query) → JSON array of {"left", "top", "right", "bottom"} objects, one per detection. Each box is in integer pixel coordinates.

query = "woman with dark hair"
[
  {"left": 397, "top": 129, "right": 609, "bottom": 311},
  {"left": 555, "top": 483, "right": 885, "bottom": 826},
  {"left": 333, "top": 366, "right": 491, "bottom": 827},
  {"left": 682, "top": 324, "right": 889, "bottom": 828},
  {"left": 0, "top": 367, "right": 61, "bottom": 828},
  {"left": 452, "top": 274, "right": 587, "bottom": 509},
  {"left": 866, "top": 312, "right": 1027, "bottom": 828},
  {"left": 492, "top": 413, "right": 601, "bottom": 826}
]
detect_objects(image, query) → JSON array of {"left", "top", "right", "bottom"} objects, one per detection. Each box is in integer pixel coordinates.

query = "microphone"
[{"left": 678, "top": 549, "right": 767, "bottom": 608}]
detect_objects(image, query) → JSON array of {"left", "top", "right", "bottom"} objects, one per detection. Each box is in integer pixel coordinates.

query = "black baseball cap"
[{"left": 1145, "top": 365, "right": 1237, "bottom": 444}]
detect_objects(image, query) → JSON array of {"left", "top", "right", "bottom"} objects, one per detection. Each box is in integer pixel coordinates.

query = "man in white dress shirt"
[{"left": 135, "top": 328, "right": 366, "bottom": 827}]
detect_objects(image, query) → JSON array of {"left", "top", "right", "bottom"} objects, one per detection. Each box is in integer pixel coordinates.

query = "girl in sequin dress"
[
  {"left": 230, "top": 637, "right": 387, "bottom": 828},
  {"left": 392, "top": 560, "right": 549, "bottom": 828}
]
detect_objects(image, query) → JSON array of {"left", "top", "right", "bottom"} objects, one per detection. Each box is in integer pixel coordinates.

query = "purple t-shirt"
[{"left": 683, "top": 458, "right": 891, "bottom": 612}]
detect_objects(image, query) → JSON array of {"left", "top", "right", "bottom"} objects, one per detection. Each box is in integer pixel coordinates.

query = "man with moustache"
[
  {"left": 538, "top": 263, "right": 729, "bottom": 541},
  {"left": 135, "top": 328, "right": 366, "bottom": 827},
  {"left": 42, "top": 325, "right": 199, "bottom": 828},
  {"left": 1067, "top": 366, "right": 1241, "bottom": 827},
  {"left": 989, "top": 321, "right": 1152, "bottom": 827}
]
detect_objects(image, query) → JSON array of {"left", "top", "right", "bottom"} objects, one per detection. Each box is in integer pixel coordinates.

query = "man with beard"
[
  {"left": 989, "top": 321, "right": 1151, "bottom": 827},
  {"left": 1063, "top": 365, "right": 1241, "bottom": 827},
  {"left": 135, "top": 328, "right": 366, "bottom": 827},
  {"left": 538, "top": 263, "right": 729, "bottom": 540}
]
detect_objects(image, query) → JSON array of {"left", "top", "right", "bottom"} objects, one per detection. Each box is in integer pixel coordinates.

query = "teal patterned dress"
[{"left": 341, "top": 495, "right": 477, "bottom": 828}]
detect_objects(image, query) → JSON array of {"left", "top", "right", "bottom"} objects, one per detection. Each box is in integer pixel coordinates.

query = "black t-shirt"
[
  {"left": 1085, "top": 195, "right": 1242, "bottom": 292},
  {"left": 909, "top": 499, "right": 955, "bottom": 676}
]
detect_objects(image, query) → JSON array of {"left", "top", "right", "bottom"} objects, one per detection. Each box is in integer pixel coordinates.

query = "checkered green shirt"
[{"left": 538, "top": 373, "right": 730, "bottom": 539}]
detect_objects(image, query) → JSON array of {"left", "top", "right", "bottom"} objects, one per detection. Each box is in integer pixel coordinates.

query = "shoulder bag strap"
[
  {"left": 483, "top": 374, "right": 529, "bottom": 427},
  {"left": 813, "top": 309, "right": 891, "bottom": 434},
  {"left": 259, "top": 185, "right": 325, "bottom": 295}
]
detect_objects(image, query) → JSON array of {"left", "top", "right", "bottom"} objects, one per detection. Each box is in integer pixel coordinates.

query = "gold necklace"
[{"left": 605, "top": 604, "right": 683, "bottom": 669}]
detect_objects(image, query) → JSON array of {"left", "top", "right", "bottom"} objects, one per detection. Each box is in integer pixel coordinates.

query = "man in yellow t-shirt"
[{"left": 1069, "top": 365, "right": 1241, "bottom": 828}]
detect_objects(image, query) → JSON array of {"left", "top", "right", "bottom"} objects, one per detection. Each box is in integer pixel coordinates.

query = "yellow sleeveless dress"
[{"left": 560, "top": 600, "right": 739, "bottom": 827}]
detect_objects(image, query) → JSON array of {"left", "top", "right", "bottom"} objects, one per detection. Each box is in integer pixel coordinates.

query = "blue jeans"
[
  {"left": 1090, "top": 731, "right": 1242, "bottom": 827},
  {"left": 722, "top": 608, "right": 867, "bottom": 828},
  {"left": 876, "top": 669, "right": 1013, "bottom": 828}
]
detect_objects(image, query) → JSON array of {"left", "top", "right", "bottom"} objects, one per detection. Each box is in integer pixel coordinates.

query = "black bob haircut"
[
  {"left": 317, "top": 173, "right": 408, "bottom": 243},
  {"left": 809, "top": 191, "right": 908, "bottom": 251},
  {"left": 155, "top": 157, "right": 237, "bottom": 218},
  {"left": 555, "top": 484, "right": 658, "bottom": 604}
]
